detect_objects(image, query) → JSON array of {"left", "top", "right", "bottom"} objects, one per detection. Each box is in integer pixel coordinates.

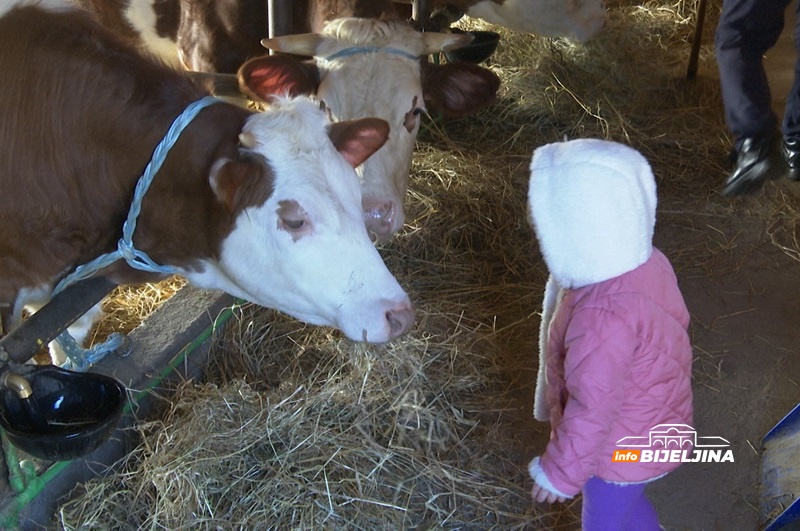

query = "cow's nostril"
[
  {"left": 364, "top": 200, "right": 400, "bottom": 242},
  {"left": 386, "top": 306, "right": 415, "bottom": 339},
  {"left": 364, "top": 201, "right": 392, "bottom": 221}
]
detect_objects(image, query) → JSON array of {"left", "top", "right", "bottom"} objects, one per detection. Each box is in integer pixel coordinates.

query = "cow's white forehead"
[
  {"left": 242, "top": 96, "right": 331, "bottom": 152},
  {"left": 241, "top": 96, "right": 362, "bottom": 216},
  {"left": 320, "top": 18, "right": 426, "bottom": 57},
  {"left": 314, "top": 19, "right": 424, "bottom": 133}
]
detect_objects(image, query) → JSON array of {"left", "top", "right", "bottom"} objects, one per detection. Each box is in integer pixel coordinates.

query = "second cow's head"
[{"left": 238, "top": 18, "right": 500, "bottom": 242}]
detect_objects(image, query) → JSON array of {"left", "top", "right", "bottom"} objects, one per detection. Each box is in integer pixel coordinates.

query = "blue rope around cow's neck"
[
  {"left": 324, "top": 46, "right": 419, "bottom": 62},
  {"left": 54, "top": 95, "right": 224, "bottom": 371}
]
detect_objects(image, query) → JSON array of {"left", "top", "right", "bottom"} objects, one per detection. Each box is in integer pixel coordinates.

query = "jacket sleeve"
[
  {"left": 538, "top": 306, "right": 636, "bottom": 496},
  {"left": 528, "top": 456, "right": 572, "bottom": 499}
]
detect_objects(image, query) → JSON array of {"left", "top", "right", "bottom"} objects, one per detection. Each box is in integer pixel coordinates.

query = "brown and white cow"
[
  {"left": 422, "top": 0, "right": 607, "bottom": 43},
  {"left": 243, "top": 8, "right": 501, "bottom": 241},
  {"left": 0, "top": 0, "right": 414, "bottom": 348},
  {"left": 74, "top": 0, "right": 500, "bottom": 241},
  {"left": 77, "top": 0, "right": 607, "bottom": 70}
]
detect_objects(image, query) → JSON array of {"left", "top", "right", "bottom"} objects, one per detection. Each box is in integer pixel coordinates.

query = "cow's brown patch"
[{"left": 0, "top": 5, "right": 263, "bottom": 309}]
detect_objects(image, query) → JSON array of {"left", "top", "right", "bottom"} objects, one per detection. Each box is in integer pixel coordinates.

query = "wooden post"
[{"left": 686, "top": 0, "right": 708, "bottom": 80}]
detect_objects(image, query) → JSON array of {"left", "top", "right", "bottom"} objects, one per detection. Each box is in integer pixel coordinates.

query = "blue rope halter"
[
  {"left": 54, "top": 95, "right": 224, "bottom": 370},
  {"left": 324, "top": 46, "right": 420, "bottom": 62}
]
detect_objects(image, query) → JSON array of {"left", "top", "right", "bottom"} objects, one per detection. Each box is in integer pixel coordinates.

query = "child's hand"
[
  {"left": 531, "top": 482, "right": 567, "bottom": 504},
  {"left": 528, "top": 456, "right": 569, "bottom": 504}
]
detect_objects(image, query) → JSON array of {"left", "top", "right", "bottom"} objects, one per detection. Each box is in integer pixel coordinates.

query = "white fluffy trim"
[
  {"left": 528, "top": 457, "right": 572, "bottom": 499},
  {"left": 534, "top": 275, "right": 564, "bottom": 421}
]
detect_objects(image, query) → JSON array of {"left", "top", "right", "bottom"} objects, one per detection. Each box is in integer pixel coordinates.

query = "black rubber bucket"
[{"left": 0, "top": 365, "right": 126, "bottom": 461}]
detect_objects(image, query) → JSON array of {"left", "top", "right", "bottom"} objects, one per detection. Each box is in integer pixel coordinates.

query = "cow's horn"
[
  {"left": 261, "top": 34, "right": 325, "bottom": 57},
  {"left": 422, "top": 31, "right": 474, "bottom": 54},
  {"left": 239, "top": 132, "right": 257, "bottom": 149}
]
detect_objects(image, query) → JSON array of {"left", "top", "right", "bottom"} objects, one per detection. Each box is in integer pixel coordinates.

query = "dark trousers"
[{"left": 715, "top": 0, "right": 800, "bottom": 147}]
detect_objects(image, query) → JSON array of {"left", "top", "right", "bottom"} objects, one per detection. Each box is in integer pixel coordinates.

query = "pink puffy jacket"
[{"left": 533, "top": 250, "right": 692, "bottom": 497}]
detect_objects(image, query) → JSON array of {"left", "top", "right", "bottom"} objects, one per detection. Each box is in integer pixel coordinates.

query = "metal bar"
[
  {"left": 412, "top": 0, "right": 429, "bottom": 26},
  {"left": 268, "top": 0, "right": 292, "bottom": 37},
  {"left": 686, "top": 0, "right": 708, "bottom": 80},
  {"left": 267, "top": 0, "right": 293, "bottom": 55},
  {"left": 0, "top": 277, "right": 117, "bottom": 364}
]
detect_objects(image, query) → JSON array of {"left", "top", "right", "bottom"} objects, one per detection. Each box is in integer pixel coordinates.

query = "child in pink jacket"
[{"left": 526, "top": 139, "right": 693, "bottom": 529}]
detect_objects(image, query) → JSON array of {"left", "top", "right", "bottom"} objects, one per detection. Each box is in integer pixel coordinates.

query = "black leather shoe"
[
  {"left": 783, "top": 138, "right": 800, "bottom": 181},
  {"left": 721, "top": 135, "right": 784, "bottom": 196}
]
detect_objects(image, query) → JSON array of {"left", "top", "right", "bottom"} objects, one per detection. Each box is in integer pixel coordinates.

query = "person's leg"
[
  {"left": 581, "top": 477, "right": 660, "bottom": 531},
  {"left": 782, "top": 0, "right": 800, "bottom": 140},
  {"left": 715, "top": 0, "right": 789, "bottom": 144},
  {"left": 781, "top": 1, "right": 800, "bottom": 179},
  {"left": 715, "top": 0, "right": 791, "bottom": 195}
]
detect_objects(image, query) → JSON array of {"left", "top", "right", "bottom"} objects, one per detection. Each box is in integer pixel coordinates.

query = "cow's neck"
[{"left": 104, "top": 102, "right": 254, "bottom": 285}]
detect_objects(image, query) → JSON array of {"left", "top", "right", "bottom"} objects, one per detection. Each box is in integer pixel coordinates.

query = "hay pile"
[
  {"left": 59, "top": 310, "right": 542, "bottom": 529},
  {"left": 91, "top": 278, "right": 186, "bottom": 343},
  {"left": 59, "top": 1, "right": 732, "bottom": 528}
]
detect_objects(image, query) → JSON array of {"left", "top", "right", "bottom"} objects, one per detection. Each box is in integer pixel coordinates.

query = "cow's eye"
[
  {"left": 282, "top": 218, "right": 305, "bottom": 231},
  {"left": 277, "top": 200, "right": 311, "bottom": 240},
  {"left": 402, "top": 95, "right": 426, "bottom": 132},
  {"left": 403, "top": 107, "right": 425, "bottom": 132}
]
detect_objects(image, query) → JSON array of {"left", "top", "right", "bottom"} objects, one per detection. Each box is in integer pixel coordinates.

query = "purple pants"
[{"left": 581, "top": 476, "right": 660, "bottom": 531}]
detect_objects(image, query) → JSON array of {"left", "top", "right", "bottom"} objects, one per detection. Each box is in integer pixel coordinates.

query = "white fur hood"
[{"left": 528, "top": 139, "right": 657, "bottom": 289}]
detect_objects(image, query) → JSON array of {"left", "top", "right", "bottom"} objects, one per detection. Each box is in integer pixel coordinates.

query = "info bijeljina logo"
[{"left": 612, "top": 424, "right": 734, "bottom": 463}]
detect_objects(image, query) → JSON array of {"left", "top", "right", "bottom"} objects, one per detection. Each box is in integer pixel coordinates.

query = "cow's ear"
[
  {"left": 328, "top": 118, "right": 390, "bottom": 168},
  {"left": 209, "top": 152, "right": 274, "bottom": 212},
  {"left": 421, "top": 61, "right": 500, "bottom": 119},
  {"left": 238, "top": 55, "right": 321, "bottom": 102}
]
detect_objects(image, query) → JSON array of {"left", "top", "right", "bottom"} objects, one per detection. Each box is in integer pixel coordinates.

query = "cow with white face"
[
  {"left": 0, "top": 1, "right": 414, "bottom": 349},
  {"left": 241, "top": 16, "right": 499, "bottom": 241},
  {"left": 196, "top": 107, "right": 415, "bottom": 341}
]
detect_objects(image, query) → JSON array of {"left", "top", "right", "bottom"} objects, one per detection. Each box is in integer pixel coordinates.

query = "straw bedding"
[{"left": 57, "top": 1, "right": 766, "bottom": 528}]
